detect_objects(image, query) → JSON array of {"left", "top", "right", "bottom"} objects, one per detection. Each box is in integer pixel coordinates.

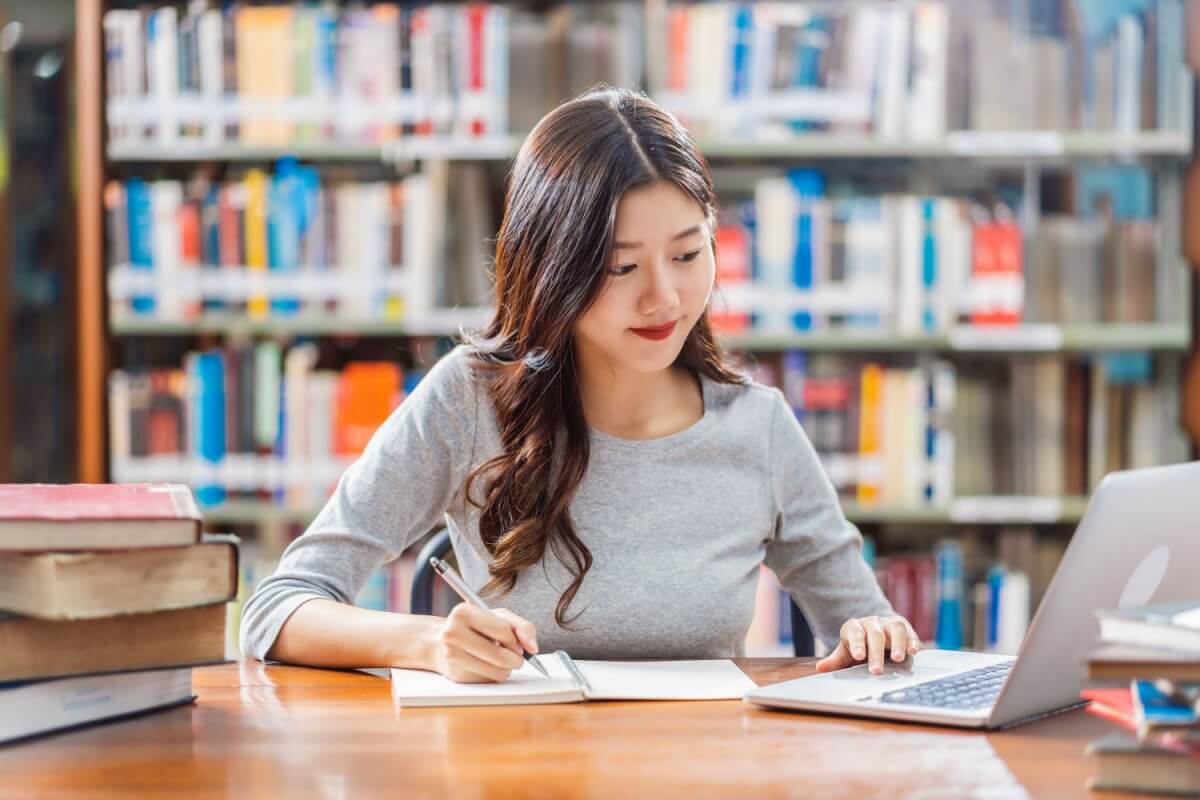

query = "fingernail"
[
  {"left": 853, "top": 648, "right": 865, "bottom": 659},
  {"left": 530, "top": 639, "right": 539, "bottom": 654},
  {"left": 893, "top": 649, "right": 903, "bottom": 661}
]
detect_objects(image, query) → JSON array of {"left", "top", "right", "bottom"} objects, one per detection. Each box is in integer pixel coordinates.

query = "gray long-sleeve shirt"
[{"left": 240, "top": 345, "right": 893, "bottom": 662}]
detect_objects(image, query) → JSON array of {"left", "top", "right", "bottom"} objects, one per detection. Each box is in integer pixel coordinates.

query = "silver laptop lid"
[{"left": 989, "top": 461, "right": 1200, "bottom": 727}]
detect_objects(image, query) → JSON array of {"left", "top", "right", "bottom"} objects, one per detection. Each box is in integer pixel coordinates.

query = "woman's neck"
[{"left": 575, "top": 354, "right": 703, "bottom": 440}]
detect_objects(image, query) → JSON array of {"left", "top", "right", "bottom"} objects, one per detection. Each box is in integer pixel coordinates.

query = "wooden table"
[{"left": 0, "top": 659, "right": 1139, "bottom": 799}]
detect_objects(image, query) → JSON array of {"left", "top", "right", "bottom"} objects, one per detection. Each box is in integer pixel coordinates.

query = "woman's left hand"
[{"left": 815, "top": 615, "right": 922, "bottom": 675}]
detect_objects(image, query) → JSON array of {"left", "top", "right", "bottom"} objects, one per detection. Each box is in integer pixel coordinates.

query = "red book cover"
[
  {"left": 0, "top": 484, "right": 200, "bottom": 522},
  {"left": 0, "top": 484, "right": 202, "bottom": 551},
  {"left": 467, "top": 5, "right": 486, "bottom": 136},
  {"left": 711, "top": 223, "right": 750, "bottom": 333},
  {"left": 970, "top": 220, "right": 1023, "bottom": 326},
  {"left": 411, "top": 9, "right": 433, "bottom": 136}
]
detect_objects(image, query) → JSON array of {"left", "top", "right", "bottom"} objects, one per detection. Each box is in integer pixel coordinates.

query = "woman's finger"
[
  {"left": 905, "top": 620, "right": 922, "bottom": 655},
  {"left": 815, "top": 640, "right": 853, "bottom": 673},
  {"left": 448, "top": 650, "right": 514, "bottom": 684},
  {"left": 885, "top": 618, "right": 910, "bottom": 662},
  {"left": 449, "top": 624, "right": 525, "bottom": 671},
  {"left": 842, "top": 618, "right": 868, "bottom": 662},
  {"left": 493, "top": 608, "right": 539, "bottom": 654},
  {"left": 864, "top": 617, "right": 887, "bottom": 674},
  {"left": 456, "top": 605, "right": 521, "bottom": 653}
]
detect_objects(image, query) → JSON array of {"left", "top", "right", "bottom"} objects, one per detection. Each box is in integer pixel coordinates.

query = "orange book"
[
  {"left": 856, "top": 364, "right": 884, "bottom": 505},
  {"left": 334, "top": 363, "right": 405, "bottom": 456},
  {"left": 178, "top": 196, "right": 202, "bottom": 319}
]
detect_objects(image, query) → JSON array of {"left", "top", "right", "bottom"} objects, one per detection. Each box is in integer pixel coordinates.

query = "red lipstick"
[{"left": 630, "top": 320, "right": 677, "bottom": 341}]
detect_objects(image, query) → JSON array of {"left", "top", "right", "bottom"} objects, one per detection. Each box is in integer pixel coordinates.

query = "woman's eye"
[
  {"left": 610, "top": 264, "right": 636, "bottom": 276},
  {"left": 675, "top": 250, "right": 701, "bottom": 263}
]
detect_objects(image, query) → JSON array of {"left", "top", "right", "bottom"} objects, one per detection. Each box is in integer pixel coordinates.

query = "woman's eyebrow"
[{"left": 613, "top": 223, "right": 704, "bottom": 251}]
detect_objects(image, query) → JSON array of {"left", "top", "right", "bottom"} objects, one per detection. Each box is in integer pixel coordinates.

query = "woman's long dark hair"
[{"left": 463, "top": 86, "right": 746, "bottom": 626}]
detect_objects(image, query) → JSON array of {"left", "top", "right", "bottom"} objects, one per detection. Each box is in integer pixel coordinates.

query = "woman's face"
[{"left": 574, "top": 180, "right": 715, "bottom": 376}]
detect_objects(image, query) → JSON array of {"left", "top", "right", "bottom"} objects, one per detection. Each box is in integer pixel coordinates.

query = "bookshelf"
[
  {"left": 200, "top": 495, "right": 1093, "bottom": 530},
  {"left": 76, "top": 0, "right": 1200, "bottom": 655},
  {"left": 104, "top": 131, "right": 1194, "bottom": 165},
  {"left": 0, "top": 38, "right": 9, "bottom": 483}
]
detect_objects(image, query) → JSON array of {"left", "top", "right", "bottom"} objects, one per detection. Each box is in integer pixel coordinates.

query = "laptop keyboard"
[{"left": 870, "top": 662, "right": 1014, "bottom": 711}]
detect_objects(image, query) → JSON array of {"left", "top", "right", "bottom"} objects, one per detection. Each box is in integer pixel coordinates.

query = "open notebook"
[{"left": 390, "top": 651, "right": 758, "bottom": 707}]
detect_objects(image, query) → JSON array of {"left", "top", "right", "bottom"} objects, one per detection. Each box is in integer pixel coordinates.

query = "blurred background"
[{"left": 2, "top": 0, "right": 1198, "bottom": 657}]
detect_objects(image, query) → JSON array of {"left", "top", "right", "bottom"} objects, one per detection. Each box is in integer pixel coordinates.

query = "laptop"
[{"left": 744, "top": 461, "right": 1200, "bottom": 729}]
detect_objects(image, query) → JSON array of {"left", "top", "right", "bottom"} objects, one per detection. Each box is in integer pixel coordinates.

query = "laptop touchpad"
[{"left": 828, "top": 662, "right": 953, "bottom": 682}]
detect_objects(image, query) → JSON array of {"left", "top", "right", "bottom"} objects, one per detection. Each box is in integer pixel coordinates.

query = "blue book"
[
  {"left": 1132, "top": 680, "right": 1198, "bottom": 728},
  {"left": 934, "top": 541, "right": 964, "bottom": 651},
  {"left": 193, "top": 351, "right": 227, "bottom": 507},
  {"left": 1075, "top": 166, "right": 1153, "bottom": 220},
  {"left": 735, "top": 199, "right": 760, "bottom": 329},
  {"left": 861, "top": 535, "right": 877, "bottom": 569},
  {"left": 777, "top": 588, "right": 794, "bottom": 648},
  {"left": 788, "top": 170, "right": 825, "bottom": 330},
  {"left": 730, "top": 4, "right": 753, "bottom": 100},
  {"left": 357, "top": 568, "right": 390, "bottom": 612},
  {"left": 986, "top": 566, "right": 1005, "bottom": 650},
  {"left": 791, "top": 15, "right": 831, "bottom": 131},
  {"left": 202, "top": 183, "right": 223, "bottom": 311},
  {"left": 781, "top": 350, "right": 807, "bottom": 425},
  {"left": 267, "top": 158, "right": 305, "bottom": 314},
  {"left": 125, "top": 178, "right": 155, "bottom": 314},
  {"left": 920, "top": 198, "right": 937, "bottom": 332}
]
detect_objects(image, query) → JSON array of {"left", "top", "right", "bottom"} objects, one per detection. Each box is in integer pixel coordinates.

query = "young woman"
[{"left": 241, "top": 87, "right": 920, "bottom": 683}]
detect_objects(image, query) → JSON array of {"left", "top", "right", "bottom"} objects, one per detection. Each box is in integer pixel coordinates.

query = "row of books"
[
  {"left": 104, "top": 166, "right": 438, "bottom": 321},
  {"left": 722, "top": 529, "right": 1059, "bottom": 658},
  {"left": 877, "top": 533, "right": 1066, "bottom": 655},
  {"left": 103, "top": 1, "right": 1191, "bottom": 151},
  {"left": 710, "top": 168, "right": 1172, "bottom": 337},
  {"left": 0, "top": 484, "right": 231, "bottom": 745},
  {"left": 104, "top": 164, "right": 1173, "bottom": 332},
  {"left": 104, "top": 3, "right": 510, "bottom": 147},
  {"left": 1082, "top": 602, "right": 1199, "bottom": 795},
  {"left": 108, "top": 342, "right": 421, "bottom": 507},
  {"left": 744, "top": 350, "right": 1190, "bottom": 503},
  {"left": 648, "top": 1, "right": 1188, "bottom": 138},
  {"left": 109, "top": 341, "right": 1191, "bottom": 512}
]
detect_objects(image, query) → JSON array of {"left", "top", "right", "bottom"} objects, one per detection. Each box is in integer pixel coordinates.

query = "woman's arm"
[
  {"left": 268, "top": 599, "right": 540, "bottom": 683},
  {"left": 267, "top": 599, "right": 440, "bottom": 669},
  {"left": 761, "top": 389, "right": 899, "bottom": 646},
  {"left": 238, "top": 347, "right": 525, "bottom": 678}
]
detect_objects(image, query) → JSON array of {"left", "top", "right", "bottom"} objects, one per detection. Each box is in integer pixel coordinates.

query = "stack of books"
[
  {"left": 1082, "top": 601, "right": 1200, "bottom": 795},
  {"left": 0, "top": 483, "right": 234, "bottom": 744}
]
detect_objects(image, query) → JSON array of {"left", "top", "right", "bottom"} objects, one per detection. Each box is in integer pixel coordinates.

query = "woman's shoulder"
[
  {"left": 420, "top": 343, "right": 494, "bottom": 395},
  {"left": 704, "top": 370, "right": 788, "bottom": 424}
]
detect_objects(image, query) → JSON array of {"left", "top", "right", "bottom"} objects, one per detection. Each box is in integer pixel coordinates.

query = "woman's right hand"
[{"left": 427, "top": 605, "right": 540, "bottom": 683}]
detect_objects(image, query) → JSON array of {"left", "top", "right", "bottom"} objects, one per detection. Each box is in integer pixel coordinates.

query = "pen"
[{"left": 429, "top": 556, "right": 550, "bottom": 678}]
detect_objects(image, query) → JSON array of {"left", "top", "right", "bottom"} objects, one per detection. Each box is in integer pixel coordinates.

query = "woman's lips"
[{"left": 630, "top": 320, "right": 677, "bottom": 341}]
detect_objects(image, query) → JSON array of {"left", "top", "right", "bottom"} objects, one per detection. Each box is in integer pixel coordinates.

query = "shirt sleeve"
[
  {"left": 238, "top": 346, "right": 479, "bottom": 661},
  {"left": 762, "top": 388, "right": 894, "bottom": 649}
]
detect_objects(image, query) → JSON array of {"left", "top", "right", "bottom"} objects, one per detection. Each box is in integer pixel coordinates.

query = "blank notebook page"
[
  {"left": 576, "top": 659, "right": 757, "bottom": 700},
  {"left": 390, "top": 658, "right": 580, "bottom": 706}
]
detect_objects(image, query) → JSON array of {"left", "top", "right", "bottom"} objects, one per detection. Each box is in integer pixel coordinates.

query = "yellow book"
[{"left": 243, "top": 169, "right": 268, "bottom": 318}]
